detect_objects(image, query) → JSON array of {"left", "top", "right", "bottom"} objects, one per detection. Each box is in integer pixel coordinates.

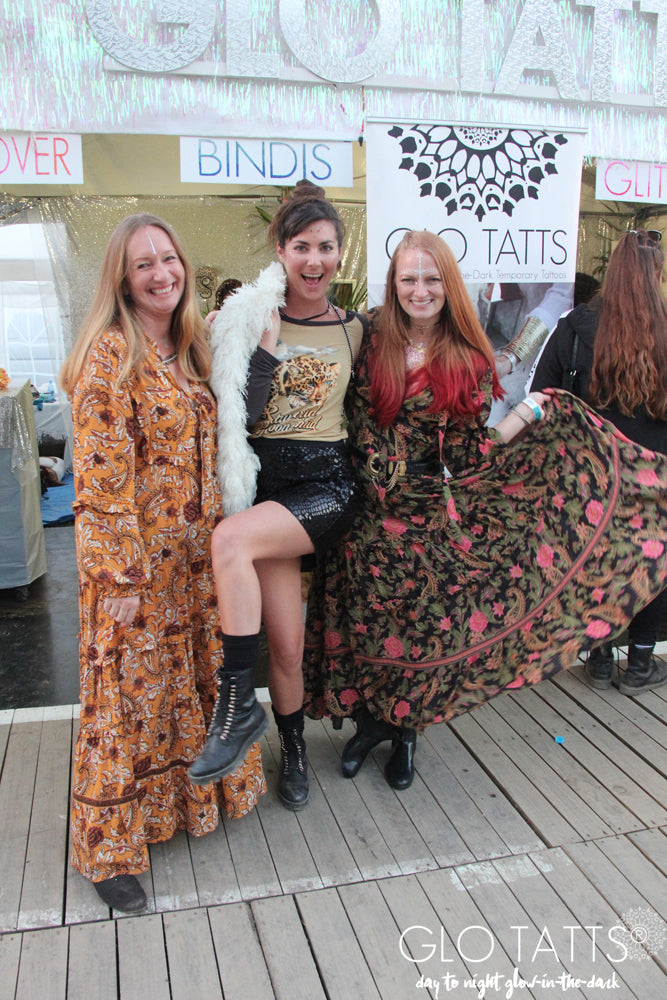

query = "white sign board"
[
  {"left": 366, "top": 122, "right": 584, "bottom": 306},
  {"left": 180, "top": 137, "right": 353, "bottom": 186},
  {"left": 596, "top": 159, "right": 667, "bottom": 205},
  {"left": 0, "top": 133, "right": 83, "bottom": 184}
]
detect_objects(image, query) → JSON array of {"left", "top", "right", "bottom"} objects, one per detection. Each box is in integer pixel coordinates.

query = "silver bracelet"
[{"left": 510, "top": 406, "right": 531, "bottom": 426}]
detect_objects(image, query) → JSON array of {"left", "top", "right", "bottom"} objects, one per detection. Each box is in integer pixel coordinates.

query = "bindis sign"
[{"left": 0, "top": 134, "right": 84, "bottom": 184}]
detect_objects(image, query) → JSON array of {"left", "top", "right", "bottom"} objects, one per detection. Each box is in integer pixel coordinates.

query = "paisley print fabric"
[
  {"left": 303, "top": 331, "right": 667, "bottom": 731},
  {"left": 70, "top": 329, "right": 265, "bottom": 882}
]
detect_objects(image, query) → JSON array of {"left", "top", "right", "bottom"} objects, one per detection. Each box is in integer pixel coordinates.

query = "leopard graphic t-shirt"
[{"left": 251, "top": 312, "right": 364, "bottom": 442}]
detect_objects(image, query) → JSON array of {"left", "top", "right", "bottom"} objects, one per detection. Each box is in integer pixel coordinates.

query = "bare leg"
[
  {"left": 210, "top": 501, "right": 314, "bottom": 635},
  {"left": 257, "top": 557, "right": 306, "bottom": 714},
  {"left": 190, "top": 502, "right": 314, "bottom": 787}
]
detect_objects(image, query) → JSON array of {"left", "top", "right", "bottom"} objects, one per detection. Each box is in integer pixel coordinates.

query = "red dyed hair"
[{"left": 369, "top": 231, "right": 503, "bottom": 426}]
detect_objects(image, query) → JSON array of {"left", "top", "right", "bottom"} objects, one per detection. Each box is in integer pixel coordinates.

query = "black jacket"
[{"left": 531, "top": 303, "right": 667, "bottom": 455}]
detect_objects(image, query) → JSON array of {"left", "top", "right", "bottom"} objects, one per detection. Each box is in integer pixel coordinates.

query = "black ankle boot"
[
  {"left": 341, "top": 705, "right": 397, "bottom": 778},
  {"left": 617, "top": 644, "right": 667, "bottom": 695},
  {"left": 274, "top": 709, "right": 309, "bottom": 811},
  {"left": 584, "top": 642, "right": 614, "bottom": 689},
  {"left": 93, "top": 874, "right": 147, "bottom": 913},
  {"left": 190, "top": 664, "right": 268, "bottom": 784},
  {"left": 384, "top": 728, "right": 417, "bottom": 790}
]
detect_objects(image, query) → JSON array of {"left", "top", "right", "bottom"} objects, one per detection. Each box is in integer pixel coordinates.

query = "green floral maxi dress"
[{"left": 302, "top": 332, "right": 667, "bottom": 731}]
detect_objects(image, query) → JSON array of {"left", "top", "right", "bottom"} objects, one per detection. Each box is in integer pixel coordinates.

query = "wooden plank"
[
  {"left": 594, "top": 834, "right": 667, "bottom": 923},
  {"left": 417, "top": 867, "right": 525, "bottom": 990},
  {"left": 488, "top": 695, "right": 617, "bottom": 840},
  {"left": 491, "top": 853, "right": 623, "bottom": 994},
  {"left": 457, "top": 858, "right": 585, "bottom": 999},
  {"left": 410, "top": 727, "right": 510, "bottom": 863},
  {"left": 554, "top": 668, "right": 667, "bottom": 755},
  {"left": 117, "top": 912, "right": 170, "bottom": 1000},
  {"left": 18, "top": 718, "right": 72, "bottom": 929},
  {"left": 509, "top": 686, "right": 659, "bottom": 841},
  {"left": 255, "top": 736, "right": 324, "bottom": 893},
  {"left": 531, "top": 683, "right": 667, "bottom": 826},
  {"left": 149, "top": 830, "right": 199, "bottom": 913},
  {"left": 566, "top": 839, "right": 667, "bottom": 975},
  {"left": 323, "top": 724, "right": 437, "bottom": 875},
  {"left": 223, "top": 796, "right": 282, "bottom": 901},
  {"left": 264, "top": 722, "right": 363, "bottom": 887},
  {"left": 251, "top": 894, "right": 327, "bottom": 1000},
  {"left": 187, "top": 823, "right": 242, "bottom": 907},
  {"left": 208, "top": 900, "right": 275, "bottom": 1000},
  {"left": 378, "top": 873, "right": 473, "bottom": 988},
  {"left": 163, "top": 908, "right": 223, "bottom": 1000},
  {"left": 532, "top": 845, "right": 667, "bottom": 998},
  {"left": 0, "top": 932, "right": 22, "bottom": 1000},
  {"left": 337, "top": 879, "right": 433, "bottom": 999},
  {"left": 512, "top": 687, "right": 664, "bottom": 829},
  {"left": 0, "top": 718, "right": 41, "bottom": 931},
  {"left": 297, "top": 886, "right": 383, "bottom": 999},
  {"left": 627, "top": 827, "right": 667, "bottom": 878},
  {"left": 426, "top": 720, "right": 545, "bottom": 857},
  {"left": 449, "top": 712, "right": 580, "bottom": 848},
  {"left": 296, "top": 718, "right": 401, "bottom": 880},
  {"left": 15, "top": 926, "right": 68, "bottom": 1000},
  {"left": 68, "top": 920, "right": 118, "bottom": 1000},
  {"left": 497, "top": 689, "right": 639, "bottom": 834}
]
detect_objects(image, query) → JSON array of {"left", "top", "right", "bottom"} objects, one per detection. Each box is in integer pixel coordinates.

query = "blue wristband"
[{"left": 521, "top": 396, "right": 543, "bottom": 421}]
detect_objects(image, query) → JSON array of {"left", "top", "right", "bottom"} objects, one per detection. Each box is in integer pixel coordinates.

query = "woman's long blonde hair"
[
  {"left": 61, "top": 213, "right": 211, "bottom": 393},
  {"left": 369, "top": 230, "right": 502, "bottom": 425}
]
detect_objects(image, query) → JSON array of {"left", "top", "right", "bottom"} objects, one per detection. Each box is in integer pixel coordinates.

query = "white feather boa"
[{"left": 209, "top": 261, "right": 286, "bottom": 516}]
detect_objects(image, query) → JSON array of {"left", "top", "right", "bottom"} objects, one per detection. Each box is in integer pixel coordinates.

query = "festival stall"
[{"left": 1, "top": 0, "right": 666, "bottom": 550}]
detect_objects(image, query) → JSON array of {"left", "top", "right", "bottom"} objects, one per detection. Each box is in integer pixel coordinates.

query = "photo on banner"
[{"left": 366, "top": 121, "right": 585, "bottom": 313}]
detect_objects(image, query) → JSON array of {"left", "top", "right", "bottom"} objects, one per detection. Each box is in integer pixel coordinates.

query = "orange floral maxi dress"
[{"left": 70, "top": 330, "right": 266, "bottom": 883}]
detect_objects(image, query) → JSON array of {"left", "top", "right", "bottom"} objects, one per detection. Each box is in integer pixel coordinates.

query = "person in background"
[
  {"left": 189, "top": 181, "right": 366, "bottom": 811},
  {"left": 532, "top": 228, "right": 667, "bottom": 695},
  {"left": 61, "top": 213, "right": 265, "bottom": 913},
  {"left": 302, "top": 230, "right": 667, "bottom": 789}
]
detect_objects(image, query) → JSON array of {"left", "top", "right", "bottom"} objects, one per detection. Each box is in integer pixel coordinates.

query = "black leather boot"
[
  {"left": 274, "top": 708, "right": 309, "bottom": 811},
  {"left": 584, "top": 642, "right": 614, "bottom": 690},
  {"left": 384, "top": 727, "right": 417, "bottom": 790},
  {"left": 341, "top": 705, "right": 397, "bottom": 778},
  {"left": 189, "top": 664, "right": 268, "bottom": 784},
  {"left": 617, "top": 644, "right": 667, "bottom": 695}
]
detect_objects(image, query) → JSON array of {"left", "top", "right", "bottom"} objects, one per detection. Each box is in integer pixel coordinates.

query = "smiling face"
[
  {"left": 124, "top": 225, "right": 185, "bottom": 333},
  {"left": 276, "top": 220, "right": 342, "bottom": 309},
  {"left": 394, "top": 247, "right": 446, "bottom": 325}
]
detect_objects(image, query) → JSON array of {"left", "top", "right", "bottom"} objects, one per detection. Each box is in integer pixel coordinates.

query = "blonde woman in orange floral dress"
[{"left": 61, "top": 214, "right": 265, "bottom": 913}]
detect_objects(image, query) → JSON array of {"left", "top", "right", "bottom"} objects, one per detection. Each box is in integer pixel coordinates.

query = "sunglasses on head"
[{"left": 627, "top": 229, "right": 662, "bottom": 243}]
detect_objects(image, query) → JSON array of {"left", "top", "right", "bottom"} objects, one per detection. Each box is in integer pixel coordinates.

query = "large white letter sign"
[
  {"left": 225, "top": 0, "right": 280, "bottom": 77},
  {"left": 495, "top": 0, "right": 579, "bottom": 99},
  {"left": 278, "top": 0, "right": 401, "bottom": 83},
  {"left": 85, "top": 0, "right": 216, "bottom": 73}
]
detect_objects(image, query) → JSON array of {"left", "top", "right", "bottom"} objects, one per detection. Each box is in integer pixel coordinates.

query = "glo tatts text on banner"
[
  {"left": 366, "top": 122, "right": 584, "bottom": 306},
  {"left": 180, "top": 137, "right": 353, "bottom": 186},
  {"left": 0, "top": 134, "right": 83, "bottom": 184}
]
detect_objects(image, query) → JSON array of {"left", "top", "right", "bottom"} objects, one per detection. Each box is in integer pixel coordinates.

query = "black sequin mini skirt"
[{"left": 251, "top": 437, "right": 358, "bottom": 556}]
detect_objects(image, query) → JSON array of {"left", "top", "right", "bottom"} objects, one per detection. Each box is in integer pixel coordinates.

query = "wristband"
[{"left": 521, "top": 396, "right": 543, "bottom": 421}]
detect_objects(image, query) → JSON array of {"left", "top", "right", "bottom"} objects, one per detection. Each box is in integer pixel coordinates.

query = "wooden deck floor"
[{"left": 2, "top": 657, "right": 667, "bottom": 999}]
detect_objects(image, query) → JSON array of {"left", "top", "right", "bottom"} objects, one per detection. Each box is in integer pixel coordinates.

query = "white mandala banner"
[{"left": 366, "top": 121, "right": 585, "bottom": 306}]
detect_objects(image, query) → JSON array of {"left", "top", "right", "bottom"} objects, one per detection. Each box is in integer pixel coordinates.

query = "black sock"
[
  {"left": 221, "top": 632, "right": 260, "bottom": 673},
  {"left": 272, "top": 706, "right": 304, "bottom": 732}
]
